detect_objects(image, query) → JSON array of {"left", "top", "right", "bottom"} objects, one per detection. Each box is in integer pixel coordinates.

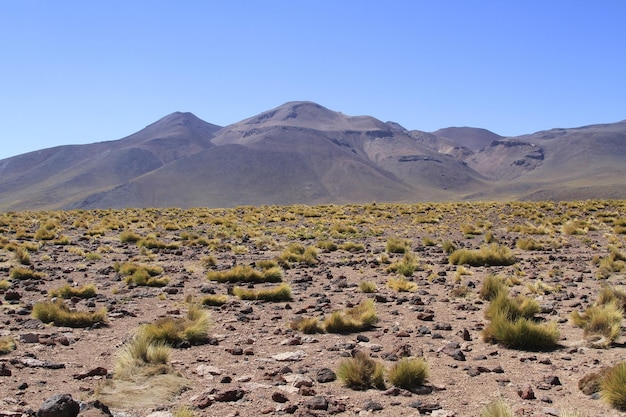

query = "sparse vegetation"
[
  {"left": 140, "top": 305, "right": 210, "bottom": 346},
  {"left": 323, "top": 299, "right": 378, "bottom": 333},
  {"left": 0, "top": 336, "right": 16, "bottom": 354},
  {"left": 200, "top": 294, "right": 228, "bottom": 306},
  {"left": 337, "top": 351, "right": 385, "bottom": 390},
  {"left": 10, "top": 267, "right": 45, "bottom": 280},
  {"left": 386, "top": 275, "right": 418, "bottom": 292},
  {"left": 206, "top": 265, "right": 282, "bottom": 283},
  {"left": 480, "top": 396, "right": 514, "bottom": 417},
  {"left": 32, "top": 299, "right": 107, "bottom": 328},
  {"left": 479, "top": 274, "right": 508, "bottom": 301},
  {"left": 387, "top": 357, "right": 429, "bottom": 389},
  {"left": 571, "top": 301, "right": 623, "bottom": 348},
  {"left": 232, "top": 283, "right": 292, "bottom": 301},
  {"left": 49, "top": 283, "right": 97, "bottom": 299},
  {"left": 449, "top": 243, "right": 516, "bottom": 266},
  {"left": 386, "top": 236, "right": 410, "bottom": 254},
  {"left": 359, "top": 280, "right": 377, "bottom": 293},
  {"left": 289, "top": 316, "right": 324, "bottom": 334},
  {"left": 601, "top": 361, "right": 626, "bottom": 411}
]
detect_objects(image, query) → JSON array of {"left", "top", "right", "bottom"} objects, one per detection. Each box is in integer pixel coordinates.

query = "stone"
[
  {"left": 271, "top": 391, "right": 289, "bottom": 403},
  {"left": 36, "top": 394, "right": 80, "bottom": 417},
  {"left": 363, "top": 400, "right": 383, "bottom": 411},
  {"left": 316, "top": 368, "right": 336, "bottom": 383},
  {"left": 304, "top": 396, "right": 328, "bottom": 411},
  {"left": 517, "top": 385, "right": 536, "bottom": 400},
  {"left": 73, "top": 367, "right": 107, "bottom": 380},
  {"left": 272, "top": 351, "right": 306, "bottom": 361},
  {"left": 214, "top": 388, "right": 245, "bottom": 402}
]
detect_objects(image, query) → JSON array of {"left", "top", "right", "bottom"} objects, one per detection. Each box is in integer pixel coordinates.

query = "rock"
[
  {"left": 316, "top": 368, "right": 336, "bottom": 383},
  {"left": 298, "top": 386, "right": 316, "bottom": 396},
  {"left": 409, "top": 401, "right": 442, "bottom": 413},
  {"left": 461, "top": 328, "right": 471, "bottom": 341},
  {"left": 0, "top": 363, "right": 11, "bottom": 376},
  {"left": 517, "top": 385, "right": 536, "bottom": 400},
  {"left": 304, "top": 396, "right": 328, "bottom": 411},
  {"left": 4, "top": 291, "right": 21, "bottom": 301},
  {"left": 544, "top": 375, "right": 561, "bottom": 386},
  {"left": 36, "top": 394, "right": 80, "bottom": 417},
  {"left": 20, "top": 333, "right": 40, "bottom": 343},
  {"left": 431, "top": 410, "right": 456, "bottom": 417},
  {"left": 356, "top": 334, "right": 369, "bottom": 342},
  {"left": 73, "top": 367, "right": 107, "bottom": 380},
  {"left": 362, "top": 400, "right": 383, "bottom": 411},
  {"left": 192, "top": 392, "right": 214, "bottom": 409},
  {"left": 272, "top": 351, "right": 306, "bottom": 361},
  {"left": 214, "top": 388, "right": 245, "bottom": 402},
  {"left": 416, "top": 312, "right": 435, "bottom": 321},
  {"left": 78, "top": 400, "right": 112, "bottom": 417},
  {"left": 271, "top": 391, "right": 289, "bottom": 403}
]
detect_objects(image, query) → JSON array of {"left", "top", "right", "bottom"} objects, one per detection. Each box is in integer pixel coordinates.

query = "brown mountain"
[{"left": 0, "top": 102, "right": 624, "bottom": 211}]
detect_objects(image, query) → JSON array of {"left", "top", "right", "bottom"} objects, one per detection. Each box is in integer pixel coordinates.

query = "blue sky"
[{"left": 1, "top": 1, "right": 625, "bottom": 160}]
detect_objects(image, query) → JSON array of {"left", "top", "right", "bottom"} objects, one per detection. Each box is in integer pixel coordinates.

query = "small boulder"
[{"left": 37, "top": 394, "right": 80, "bottom": 417}]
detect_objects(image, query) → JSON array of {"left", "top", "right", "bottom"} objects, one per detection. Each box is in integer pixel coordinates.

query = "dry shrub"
[
  {"left": 449, "top": 244, "right": 516, "bottom": 266},
  {"left": 232, "top": 283, "right": 292, "bottom": 302},
  {"left": 206, "top": 265, "right": 282, "bottom": 283},
  {"left": 337, "top": 351, "right": 385, "bottom": 390},
  {"left": 50, "top": 283, "right": 97, "bottom": 299},
  {"left": 32, "top": 299, "right": 107, "bottom": 328},
  {"left": 387, "top": 357, "right": 429, "bottom": 389}
]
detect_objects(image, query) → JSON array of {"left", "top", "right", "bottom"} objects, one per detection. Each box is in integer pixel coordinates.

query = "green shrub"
[
  {"left": 206, "top": 265, "right": 282, "bottom": 283},
  {"left": 386, "top": 252, "right": 419, "bottom": 277},
  {"left": 387, "top": 357, "right": 429, "bottom": 389},
  {"left": 49, "top": 283, "right": 97, "bottom": 299},
  {"left": 449, "top": 244, "right": 516, "bottom": 266},
  {"left": 601, "top": 361, "right": 626, "bottom": 411},
  {"left": 337, "top": 351, "right": 385, "bottom": 390},
  {"left": 232, "top": 283, "right": 292, "bottom": 302},
  {"left": 32, "top": 299, "right": 107, "bottom": 328},
  {"left": 324, "top": 299, "right": 378, "bottom": 333}
]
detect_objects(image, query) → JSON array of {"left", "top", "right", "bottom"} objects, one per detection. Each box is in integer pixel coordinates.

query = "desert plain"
[{"left": 1, "top": 200, "right": 626, "bottom": 417}]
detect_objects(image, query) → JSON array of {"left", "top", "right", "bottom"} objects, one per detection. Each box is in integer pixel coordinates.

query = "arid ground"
[{"left": 1, "top": 200, "right": 626, "bottom": 417}]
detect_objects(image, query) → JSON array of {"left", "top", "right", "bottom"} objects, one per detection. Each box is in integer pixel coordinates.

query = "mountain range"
[{"left": 0, "top": 101, "right": 624, "bottom": 211}]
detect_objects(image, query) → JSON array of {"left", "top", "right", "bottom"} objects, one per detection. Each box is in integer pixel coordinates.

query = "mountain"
[{"left": 0, "top": 102, "right": 624, "bottom": 211}]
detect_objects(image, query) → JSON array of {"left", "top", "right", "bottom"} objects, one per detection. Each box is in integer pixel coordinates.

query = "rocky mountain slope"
[{"left": 0, "top": 102, "right": 624, "bottom": 211}]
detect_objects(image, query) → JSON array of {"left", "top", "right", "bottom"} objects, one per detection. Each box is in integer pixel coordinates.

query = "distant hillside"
[{"left": 0, "top": 102, "right": 624, "bottom": 211}]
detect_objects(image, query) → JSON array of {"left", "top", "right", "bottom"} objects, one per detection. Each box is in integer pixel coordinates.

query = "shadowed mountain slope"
[{"left": 0, "top": 102, "right": 624, "bottom": 211}]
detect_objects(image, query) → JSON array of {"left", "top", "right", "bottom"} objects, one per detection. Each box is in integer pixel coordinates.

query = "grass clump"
[
  {"left": 289, "top": 317, "right": 324, "bottom": 334},
  {"left": 338, "top": 241, "right": 365, "bottom": 252},
  {"left": 482, "top": 289, "right": 559, "bottom": 350},
  {"left": 479, "top": 274, "right": 508, "bottom": 301},
  {"left": 0, "top": 336, "right": 16, "bottom": 354},
  {"left": 0, "top": 279, "right": 11, "bottom": 290},
  {"left": 449, "top": 243, "right": 516, "bottom": 267},
  {"left": 32, "top": 299, "right": 107, "bottom": 328},
  {"left": 483, "top": 310, "right": 560, "bottom": 350},
  {"left": 337, "top": 351, "right": 385, "bottom": 390},
  {"left": 359, "top": 280, "right": 377, "bottom": 293},
  {"left": 601, "top": 361, "right": 626, "bottom": 411},
  {"left": 479, "top": 396, "right": 514, "bottom": 417},
  {"left": 200, "top": 294, "right": 228, "bottom": 307},
  {"left": 516, "top": 238, "right": 544, "bottom": 251},
  {"left": 386, "top": 252, "right": 419, "bottom": 277},
  {"left": 386, "top": 276, "right": 417, "bottom": 292},
  {"left": 119, "top": 230, "right": 142, "bottom": 243},
  {"left": 113, "top": 330, "right": 172, "bottom": 378},
  {"left": 141, "top": 305, "right": 210, "bottom": 346},
  {"left": 386, "top": 237, "right": 410, "bottom": 254},
  {"left": 387, "top": 357, "right": 429, "bottom": 389},
  {"left": 323, "top": 299, "right": 378, "bottom": 333},
  {"left": 15, "top": 247, "right": 31, "bottom": 265},
  {"left": 49, "top": 283, "right": 97, "bottom": 299},
  {"left": 279, "top": 243, "right": 318, "bottom": 265},
  {"left": 206, "top": 265, "right": 282, "bottom": 283},
  {"left": 10, "top": 267, "right": 45, "bottom": 280},
  {"left": 316, "top": 240, "right": 338, "bottom": 252},
  {"left": 232, "top": 283, "right": 292, "bottom": 302},
  {"left": 570, "top": 301, "right": 623, "bottom": 348},
  {"left": 117, "top": 263, "right": 169, "bottom": 287}
]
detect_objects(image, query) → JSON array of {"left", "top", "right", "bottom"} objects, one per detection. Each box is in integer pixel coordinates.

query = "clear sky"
[{"left": 1, "top": 1, "right": 625, "bottom": 160}]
